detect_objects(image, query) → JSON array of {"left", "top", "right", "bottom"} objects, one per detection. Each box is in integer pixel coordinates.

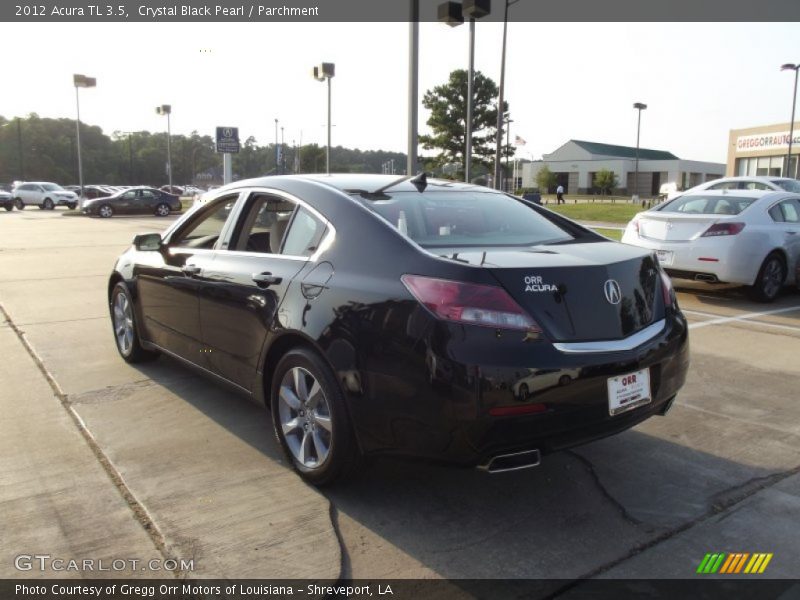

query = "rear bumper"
[{"left": 351, "top": 311, "right": 690, "bottom": 467}]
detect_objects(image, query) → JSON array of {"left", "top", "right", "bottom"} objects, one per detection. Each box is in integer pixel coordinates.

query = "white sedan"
[{"left": 621, "top": 189, "right": 800, "bottom": 302}]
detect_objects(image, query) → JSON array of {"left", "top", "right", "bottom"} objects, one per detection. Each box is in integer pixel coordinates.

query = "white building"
[{"left": 520, "top": 140, "right": 725, "bottom": 196}]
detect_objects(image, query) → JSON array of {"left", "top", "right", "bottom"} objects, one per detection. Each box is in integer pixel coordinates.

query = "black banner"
[
  {"left": 3, "top": 0, "right": 800, "bottom": 22},
  {"left": 3, "top": 579, "right": 800, "bottom": 600}
]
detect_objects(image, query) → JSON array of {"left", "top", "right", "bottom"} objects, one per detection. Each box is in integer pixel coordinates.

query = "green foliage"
[
  {"left": 419, "top": 69, "right": 510, "bottom": 176},
  {"left": 593, "top": 169, "right": 618, "bottom": 194},
  {"left": 0, "top": 115, "right": 408, "bottom": 185},
  {"left": 536, "top": 165, "right": 557, "bottom": 193}
]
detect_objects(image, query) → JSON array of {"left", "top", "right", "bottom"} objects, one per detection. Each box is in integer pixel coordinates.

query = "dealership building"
[
  {"left": 726, "top": 122, "right": 799, "bottom": 178},
  {"left": 519, "top": 140, "right": 725, "bottom": 196}
]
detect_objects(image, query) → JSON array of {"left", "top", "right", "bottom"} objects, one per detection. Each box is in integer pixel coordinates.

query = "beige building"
[{"left": 727, "top": 122, "right": 800, "bottom": 179}]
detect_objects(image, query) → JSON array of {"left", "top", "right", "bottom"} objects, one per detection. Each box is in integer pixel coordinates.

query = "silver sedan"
[{"left": 621, "top": 189, "right": 800, "bottom": 302}]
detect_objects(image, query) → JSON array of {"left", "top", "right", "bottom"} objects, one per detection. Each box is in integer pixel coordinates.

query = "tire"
[
  {"left": 38, "top": 203, "right": 45, "bottom": 210},
  {"left": 518, "top": 383, "right": 529, "bottom": 399},
  {"left": 110, "top": 282, "right": 159, "bottom": 363},
  {"left": 67, "top": 203, "right": 77, "bottom": 210},
  {"left": 270, "top": 348, "right": 359, "bottom": 485},
  {"left": 3, "top": 203, "right": 12, "bottom": 212},
  {"left": 558, "top": 374, "right": 572, "bottom": 386},
  {"left": 748, "top": 253, "right": 786, "bottom": 303},
  {"left": 43, "top": 198, "right": 54, "bottom": 210},
  {"left": 98, "top": 204, "right": 114, "bottom": 218},
  {"left": 154, "top": 202, "right": 170, "bottom": 217},
  {"left": 14, "top": 198, "right": 24, "bottom": 210}
]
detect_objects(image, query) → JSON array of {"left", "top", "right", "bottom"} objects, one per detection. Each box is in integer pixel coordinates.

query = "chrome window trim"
[{"left": 553, "top": 319, "right": 666, "bottom": 354}]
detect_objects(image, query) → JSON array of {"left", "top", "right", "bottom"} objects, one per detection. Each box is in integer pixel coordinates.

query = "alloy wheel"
[
  {"left": 761, "top": 258, "right": 784, "bottom": 299},
  {"left": 99, "top": 205, "right": 113, "bottom": 218},
  {"left": 155, "top": 203, "right": 170, "bottom": 216},
  {"left": 113, "top": 292, "right": 134, "bottom": 356},
  {"left": 278, "top": 367, "right": 333, "bottom": 469}
]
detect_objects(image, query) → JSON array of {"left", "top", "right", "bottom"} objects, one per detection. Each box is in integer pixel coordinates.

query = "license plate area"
[
  {"left": 607, "top": 368, "right": 651, "bottom": 416},
  {"left": 656, "top": 250, "right": 674, "bottom": 266}
]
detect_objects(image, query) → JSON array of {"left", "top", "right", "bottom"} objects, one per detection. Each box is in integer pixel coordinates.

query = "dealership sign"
[{"left": 736, "top": 131, "right": 800, "bottom": 152}]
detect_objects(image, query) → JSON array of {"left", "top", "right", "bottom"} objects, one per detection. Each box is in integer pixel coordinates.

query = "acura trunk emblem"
[{"left": 604, "top": 279, "right": 622, "bottom": 305}]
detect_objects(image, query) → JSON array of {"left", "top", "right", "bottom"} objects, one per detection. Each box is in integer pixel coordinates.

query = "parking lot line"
[
  {"left": 682, "top": 308, "right": 800, "bottom": 333},
  {"left": 686, "top": 305, "right": 800, "bottom": 330}
]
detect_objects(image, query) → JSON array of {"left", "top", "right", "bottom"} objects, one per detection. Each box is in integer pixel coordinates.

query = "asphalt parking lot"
[{"left": 1, "top": 208, "right": 799, "bottom": 586}]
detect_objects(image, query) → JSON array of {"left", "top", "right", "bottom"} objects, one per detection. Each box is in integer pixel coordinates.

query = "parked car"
[
  {"left": 13, "top": 182, "right": 79, "bottom": 210},
  {"left": 160, "top": 185, "right": 185, "bottom": 196},
  {"left": 621, "top": 189, "right": 800, "bottom": 302},
  {"left": 0, "top": 185, "right": 13, "bottom": 211},
  {"left": 107, "top": 174, "right": 689, "bottom": 485},
  {"left": 83, "top": 186, "right": 181, "bottom": 218},
  {"left": 690, "top": 176, "right": 800, "bottom": 193}
]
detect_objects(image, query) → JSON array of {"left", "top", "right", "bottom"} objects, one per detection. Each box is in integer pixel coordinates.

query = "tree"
[
  {"left": 419, "top": 69, "right": 509, "bottom": 177},
  {"left": 536, "top": 165, "right": 557, "bottom": 193},
  {"left": 594, "top": 169, "right": 618, "bottom": 195}
]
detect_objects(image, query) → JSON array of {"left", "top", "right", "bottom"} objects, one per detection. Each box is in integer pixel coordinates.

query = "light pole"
[
  {"left": 503, "top": 112, "right": 513, "bottom": 190},
  {"left": 73, "top": 74, "right": 96, "bottom": 198},
  {"left": 17, "top": 117, "right": 24, "bottom": 180},
  {"left": 781, "top": 63, "right": 799, "bottom": 178},
  {"left": 633, "top": 102, "right": 647, "bottom": 200},
  {"left": 408, "top": 0, "right": 419, "bottom": 176},
  {"left": 438, "top": 0, "right": 490, "bottom": 183},
  {"left": 274, "top": 118, "right": 279, "bottom": 174},
  {"left": 313, "top": 62, "right": 335, "bottom": 175},
  {"left": 493, "top": 0, "right": 518, "bottom": 190},
  {"left": 281, "top": 126, "right": 285, "bottom": 174},
  {"left": 155, "top": 105, "right": 172, "bottom": 190}
]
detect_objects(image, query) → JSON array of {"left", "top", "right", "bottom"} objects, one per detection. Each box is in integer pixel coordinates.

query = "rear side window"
[
  {"left": 770, "top": 200, "right": 800, "bottom": 223},
  {"left": 282, "top": 208, "right": 326, "bottom": 257},
  {"left": 774, "top": 179, "right": 800, "bottom": 193},
  {"left": 361, "top": 191, "right": 573, "bottom": 247},
  {"left": 659, "top": 195, "right": 756, "bottom": 215}
]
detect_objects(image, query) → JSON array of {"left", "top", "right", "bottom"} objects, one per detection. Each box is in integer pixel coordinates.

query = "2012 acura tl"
[{"left": 108, "top": 174, "right": 690, "bottom": 484}]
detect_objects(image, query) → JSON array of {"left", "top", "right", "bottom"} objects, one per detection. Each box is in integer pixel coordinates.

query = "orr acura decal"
[{"left": 524, "top": 275, "right": 558, "bottom": 293}]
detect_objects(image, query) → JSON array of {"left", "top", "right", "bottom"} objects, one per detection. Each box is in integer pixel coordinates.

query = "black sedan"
[
  {"left": 107, "top": 174, "right": 689, "bottom": 484},
  {"left": 84, "top": 187, "right": 181, "bottom": 218}
]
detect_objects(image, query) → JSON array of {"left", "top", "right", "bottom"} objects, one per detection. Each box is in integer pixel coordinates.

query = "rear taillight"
[
  {"left": 701, "top": 222, "right": 745, "bottom": 237},
  {"left": 660, "top": 270, "right": 675, "bottom": 308},
  {"left": 401, "top": 275, "right": 541, "bottom": 333}
]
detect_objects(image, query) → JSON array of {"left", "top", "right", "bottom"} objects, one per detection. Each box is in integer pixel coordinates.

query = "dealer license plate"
[
  {"left": 607, "top": 368, "right": 651, "bottom": 416},
  {"left": 656, "top": 249, "right": 674, "bottom": 266}
]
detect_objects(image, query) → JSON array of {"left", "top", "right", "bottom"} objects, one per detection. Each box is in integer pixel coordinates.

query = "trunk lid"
[
  {"left": 435, "top": 242, "right": 661, "bottom": 342},
  {"left": 636, "top": 212, "right": 720, "bottom": 242}
]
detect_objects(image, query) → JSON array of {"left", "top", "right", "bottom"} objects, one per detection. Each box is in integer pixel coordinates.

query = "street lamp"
[
  {"left": 632, "top": 102, "right": 647, "bottom": 201},
  {"left": 438, "top": 0, "right": 491, "bottom": 183},
  {"left": 503, "top": 112, "right": 513, "bottom": 184},
  {"left": 73, "top": 74, "right": 96, "bottom": 198},
  {"left": 781, "top": 63, "right": 799, "bottom": 179},
  {"left": 493, "top": 0, "right": 518, "bottom": 190},
  {"left": 274, "top": 118, "right": 279, "bottom": 174},
  {"left": 408, "top": 0, "right": 419, "bottom": 176},
  {"left": 155, "top": 104, "right": 172, "bottom": 190},
  {"left": 312, "top": 62, "right": 335, "bottom": 175}
]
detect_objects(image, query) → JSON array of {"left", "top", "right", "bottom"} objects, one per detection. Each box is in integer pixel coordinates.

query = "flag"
[{"left": 514, "top": 135, "right": 527, "bottom": 146}]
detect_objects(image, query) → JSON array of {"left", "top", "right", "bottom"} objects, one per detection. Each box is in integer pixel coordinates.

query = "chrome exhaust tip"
[
  {"left": 694, "top": 273, "right": 718, "bottom": 283},
  {"left": 478, "top": 449, "right": 541, "bottom": 474}
]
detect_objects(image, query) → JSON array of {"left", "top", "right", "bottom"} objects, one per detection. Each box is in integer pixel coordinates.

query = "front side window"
[
  {"left": 359, "top": 190, "right": 574, "bottom": 247},
  {"left": 172, "top": 195, "right": 237, "bottom": 249}
]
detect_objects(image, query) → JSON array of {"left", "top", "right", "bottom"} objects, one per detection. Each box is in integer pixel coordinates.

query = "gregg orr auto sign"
[
  {"left": 216, "top": 127, "right": 240, "bottom": 153},
  {"left": 736, "top": 131, "right": 800, "bottom": 152}
]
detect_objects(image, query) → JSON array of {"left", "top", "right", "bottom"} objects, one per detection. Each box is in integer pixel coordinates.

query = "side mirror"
[{"left": 133, "top": 232, "right": 162, "bottom": 251}]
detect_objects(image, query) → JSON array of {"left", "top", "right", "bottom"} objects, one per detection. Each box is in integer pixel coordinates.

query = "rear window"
[
  {"left": 658, "top": 195, "right": 756, "bottom": 215},
  {"left": 360, "top": 191, "right": 574, "bottom": 247},
  {"left": 773, "top": 179, "right": 800, "bottom": 193}
]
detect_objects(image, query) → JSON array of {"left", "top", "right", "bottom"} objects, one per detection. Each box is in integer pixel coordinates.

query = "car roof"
[
  {"left": 217, "top": 173, "right": 495, "bottom": 195},
  {"left": 675, "top": 188, "right": 797, "bottom": 205}
]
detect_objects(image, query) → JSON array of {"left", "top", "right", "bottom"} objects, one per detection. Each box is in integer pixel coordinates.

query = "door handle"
[
  {"left": 181, "top": 264, "right": 202, "bottom": 276},
  {"left": 252, "top": 272, "right": 282, "bottom": 287}
]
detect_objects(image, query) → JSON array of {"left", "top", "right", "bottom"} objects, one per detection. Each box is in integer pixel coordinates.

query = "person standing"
[{"left": 556, "top": 184, "right": 565, "bottom": 204}]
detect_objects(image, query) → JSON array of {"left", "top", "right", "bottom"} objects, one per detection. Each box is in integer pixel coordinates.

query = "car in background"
[
  {"left": 13, "top": 182, "right": 79, "bottom": 210},
  {"left": 83, "top": 186, "right": 181, "bottom": 218},
  {"left": 0, "top": 184, "right": 13, "bottom": 211},
  {"left": 691, "top": 176, "right": 800, "bottom": 193},
  {"left": 160, "top": 185, "right": 185, "bottom": 196},
  {"left": 107, "top": 174, "right": 689, "bottom": 484},
  {"left": 621, "top": 189, "right": 800, "bottom": 302}
]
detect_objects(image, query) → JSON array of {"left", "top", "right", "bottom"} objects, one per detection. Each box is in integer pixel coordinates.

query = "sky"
[{"left": 1, "top": 21, "right": 799, "bottom": 165}]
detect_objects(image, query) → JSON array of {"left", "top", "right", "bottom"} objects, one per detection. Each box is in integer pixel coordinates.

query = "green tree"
[
  {"left": 419, "top": 69, "right": 509, "bottom": 177},
  {"left": 594, "top": 169, "right": 618, "bottom": 195},
  {"left": 536, "top": 165, "right": 557, "bottom": 193}
]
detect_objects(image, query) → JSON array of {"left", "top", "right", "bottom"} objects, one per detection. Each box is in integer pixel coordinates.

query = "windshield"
[
  {"left": 658, "top": 194, "right": 757, "bottom": 215},
  {"left": 773, "top": 179, "right": 800, "bottom": 193},
  {"left": 359, "top": 190, "right": 574, "bottom": 247},
  {"left": 41, "top": 183, "right": 63, "bottom": 191}
]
